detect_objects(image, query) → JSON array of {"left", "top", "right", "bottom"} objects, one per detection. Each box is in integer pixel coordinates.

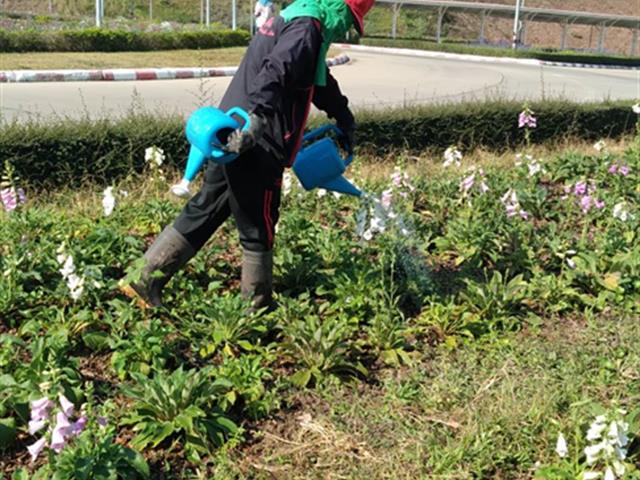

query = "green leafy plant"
[{"left": 120, "top": 367, "right": 237, "bottom": 458}]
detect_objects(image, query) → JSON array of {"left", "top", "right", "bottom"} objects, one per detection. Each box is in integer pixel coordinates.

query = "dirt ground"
[{"left": 456, "top": 0, "right": 638, "bottom": 55}]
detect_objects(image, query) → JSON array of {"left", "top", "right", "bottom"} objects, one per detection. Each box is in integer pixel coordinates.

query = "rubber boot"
[
  {"left": 240, "top": 249, "right": 275, "bottom": 312},
  {"left": 119, "top": 225, "right": 196, "bottom": 308}
]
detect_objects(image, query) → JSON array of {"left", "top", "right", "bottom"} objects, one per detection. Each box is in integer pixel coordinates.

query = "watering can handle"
[
  {"left": 225, "top": 107, "right": 251, "bottom": 131},
  {"left": 302, "top": 124, "right": 354, "bottom": 166}
]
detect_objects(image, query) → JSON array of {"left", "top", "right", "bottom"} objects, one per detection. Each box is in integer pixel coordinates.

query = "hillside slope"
[{"left": 450, "top": 0, "right": 637, "bottom": 55}]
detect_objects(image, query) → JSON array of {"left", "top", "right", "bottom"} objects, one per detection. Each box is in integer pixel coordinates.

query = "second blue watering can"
[
  {"left": 171, "top": 106, "right": 251, "bottom": 198},
  {"left": 293, "top": 125, "right": 361, "bottom": 197}
]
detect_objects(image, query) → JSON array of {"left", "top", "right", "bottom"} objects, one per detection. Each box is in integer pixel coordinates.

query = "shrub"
[{"left": 0, "top": 28, "right": 250, "bottom": 52}]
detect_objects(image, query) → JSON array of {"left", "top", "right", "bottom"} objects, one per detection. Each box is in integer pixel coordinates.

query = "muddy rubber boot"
[
  {"left": 119, "top": 225, "right": 196, "bottom": 308},
  {"left": 240, "top": 249, "right": 275, "bottom": 313}
]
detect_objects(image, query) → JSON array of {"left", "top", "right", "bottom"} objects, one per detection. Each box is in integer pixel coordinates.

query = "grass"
[
  {"left": 221, "top": 312, "right": 640, "bottom": 479},
  {"left": 0, "top": 47, "right": 248, "bottom": 70},
  {"left": 0, "top": 47, "right": 345, "bottom": 70}
]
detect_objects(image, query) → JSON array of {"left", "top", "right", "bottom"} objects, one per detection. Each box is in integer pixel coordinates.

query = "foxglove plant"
[
  {"left": 562, "top": 180, "right": 605, "bottom": 215},
  {"left": 500, "top": 188, "right": 528, "bottom": 220},
  {"left": 145, "top": 145, "right": 166, "bottom": 184},
  {"left": 581, "top": 412, "right": 630, "bottom": 480},
  {"left": 102, "top": 186, "right": 116, "bottom": 217},
  {"left": 1, "top": 160, "right": 26, "bottom": 213},
  {"left": 27, "top": 394, "right": 90, "bottom": 462},
  {"left": 459, "top": 168, "right": 489, "bottom": 197},
  {"left": 443, "top": 146, "right": 463, "bottom": 168},
  {"left": 56, "top": 244, "right": 85, "bottom": 301},
  {"left": 356, "top": 166, "right": 413, "bottom": 241}
]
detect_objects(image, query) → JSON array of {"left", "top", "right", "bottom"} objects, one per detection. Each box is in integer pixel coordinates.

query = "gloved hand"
[
  {"left": 226, "top": 112, "right": 267, "bottom": 155},
  {"left": 337, "top": 121, "right": 356, "bottom": 154},
  {"left": 336, "top": 108, "right": 356, "bottom": 154}
]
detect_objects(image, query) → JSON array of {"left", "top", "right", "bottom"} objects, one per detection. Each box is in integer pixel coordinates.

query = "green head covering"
[{"left": 280, "top": 0, "right": 354, "bottom": 86}]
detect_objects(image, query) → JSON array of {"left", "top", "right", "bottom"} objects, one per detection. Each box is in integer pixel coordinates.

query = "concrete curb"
[
  {"left": 0, "top": 53, "right": 351, "bottom": 83},
  {"left": 334, "top": 43, "right": 640, "bottom": 70}
]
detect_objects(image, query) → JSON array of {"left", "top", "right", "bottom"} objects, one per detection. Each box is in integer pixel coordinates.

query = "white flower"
[
  {"left": 528, "top": 160, "right": 543, "bottom": 177},
  {"left": 27, "top": 437, "right": 47, "bottom": 462},
  {"left": 585, "top": 442, "right": 605, "bottom": 464},
  {"left": 603, "top": 467, "right": 615, "bottom": 480},
  {"left": 593, "top": 140, "right": 606, "bottom": 152},
  {"left": 59, "top": 255, "right": 74, "bottom": 278},
  {"left": 566, "top": 258, "right": 576, "bottom": 269},
  {"left": 583, "top": 472, "right": 601, "bottom": 480},
  {"left": 67, "top": 274, "right": 85, "bottom": 301},
  {"left": 632, "top": 102, "right": 640, "bottom": 114},
  {"left": 102, "top": 187, "right": 116, "bottom": 217},
  {"left": 587, "top": 416, "right": 608, "bottom": 440},
  {"left": 317, "top": 188, "right": 327, "bottom": 198},
  {"left": 612, "top": 202, "right": 630, "bottom": 222},
  {"left": 145, "top": 146, "right": 165, "bottom": 166},
  {"left": 443, "top": 146, "right": 462, "bottom": 167},
  {"left": 555, "top": 432, "right": 568, "bottom": 458}
]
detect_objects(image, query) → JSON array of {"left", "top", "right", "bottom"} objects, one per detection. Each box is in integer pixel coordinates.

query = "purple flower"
[
  {"left": 460, "top": 173, "right": 475, "bottom": 194},
  {"left": 30, "top": 397, "right": 53, "bottom": 422},
  {"left": 50, "top": 411, "right": 71, "bottom": 453},
  {"left": 619, "top": 165, "right": 630, "bottom": 176},
  {"left": 574, "top": 181, "right": 587, "bottom": 196},
  {"left": 608, "top": 164, "right": 618, "bottom": 174},
  {"left": 59, "top": 394, "right": 74, "bottom": 417},
  {"left": 97, "top": 416, "right": 108, "bottom": 428},
  {"left": 27, "top": 437, "right": 47, "bottom": 462},
  {"left": 69, "top": 416, "right": 87, "bottom": 436},
  {"left": 580, "top": 195, "right": 593, "bottom": 213},
  {"left": 28, "top": 418, "right": 47, "bottom": 435},
  {"left": 595, "top": 199, "right": 605, "bottom": 209},
  {"left": 381, "top": 189, "right": 393, "bottom": 209}
]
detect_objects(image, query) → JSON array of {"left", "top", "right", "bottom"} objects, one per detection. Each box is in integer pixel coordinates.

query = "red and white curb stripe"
[
  {"left": 0, "top": 54, "right": 351, "bottom": 83},
  {"left": 334, "top": 43, "right": 639, "bottom": 70}
]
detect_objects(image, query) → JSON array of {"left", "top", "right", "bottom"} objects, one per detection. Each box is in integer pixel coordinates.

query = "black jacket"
[{"left": 219, "top": 15, "right": 354, "bottom": 166}]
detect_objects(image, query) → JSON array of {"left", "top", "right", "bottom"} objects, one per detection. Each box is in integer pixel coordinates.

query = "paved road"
[{"left": 1, "top": 50, "right": 638, "bottom": 121}]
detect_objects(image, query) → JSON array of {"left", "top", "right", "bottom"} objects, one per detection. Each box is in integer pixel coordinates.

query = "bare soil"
[{"left": 453, "top": 0, "right": 638, "bottom": 55}]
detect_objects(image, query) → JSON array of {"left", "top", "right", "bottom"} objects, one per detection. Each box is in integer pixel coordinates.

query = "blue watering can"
[
  {"left": 171, "top": 106, "right": 251, "bottom": 198},
  {"left": 292, "top": 125, "right": 361, "bottom": 197}
]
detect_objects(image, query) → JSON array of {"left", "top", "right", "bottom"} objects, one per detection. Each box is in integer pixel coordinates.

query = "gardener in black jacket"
[{"left": 121, "top": 0, "right": 375, "bottom": 310}]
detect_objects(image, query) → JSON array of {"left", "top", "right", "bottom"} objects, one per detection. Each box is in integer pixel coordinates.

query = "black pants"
[{"left": 173, "top": 146, "right": 283, "bottom": 253}]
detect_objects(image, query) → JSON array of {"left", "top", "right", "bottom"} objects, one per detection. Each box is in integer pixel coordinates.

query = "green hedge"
[
  {"left": 1, "top": 100, "right": 636, "bottom": 188},
  {"left": 360, "top": 37, "right": 640, "bottom": 68},
  {"left": 0, "top": 28, "right": 250, "bottom": 52}
]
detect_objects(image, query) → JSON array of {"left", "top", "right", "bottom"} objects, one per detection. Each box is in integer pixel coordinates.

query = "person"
[
  {"left": 120, "top": 0, "right": 375, "bottom": 311},
  {"left": 254, "top": 0, "right": 275, "bottom": 32}
]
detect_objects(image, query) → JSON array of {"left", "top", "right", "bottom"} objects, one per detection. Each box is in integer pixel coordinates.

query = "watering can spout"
[{"left": 320, "top": 176, "right": 362, "bottom": 197}]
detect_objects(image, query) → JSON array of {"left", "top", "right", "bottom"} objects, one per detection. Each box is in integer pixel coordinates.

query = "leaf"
[
  {"left": 82, "top": 331, "right": 110, "bottom": 351},
  {"left": 601, "top": 272, "right": 620, "bottom": 291},
  {"left": 290, "top": 369, "right": 312, "bottom": 388},
  {"left": 0, "top": 417, "right": 17, "bottom": 448},
  {"left": 122, "top": 447, "right": 150, "bottom": 478}
]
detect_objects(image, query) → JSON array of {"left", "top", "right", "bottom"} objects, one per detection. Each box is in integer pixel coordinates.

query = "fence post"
[
  {"left": 232, "top": 0, "right": 237, "bottom": 30},
  {"left": 206, "top": 0, "right": 211, "bottom": 27},
  {"left": 632, "top": 28, "right": 638, "bottom": 56},
  {"left": 436, "top": 6, "right": 444, "bottom": 44}
]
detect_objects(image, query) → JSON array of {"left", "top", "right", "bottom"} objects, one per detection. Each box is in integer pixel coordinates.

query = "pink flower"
[
  {"left": 0, "top": 187, "right": 26, "bottom": 212},
  {"left": 595, "top": 199, "right": 605, "bottom": 209},
  {"left": 381, "top": 189, "right": 393, "bottom": 209},
  {"left": 608, "top": 164, "right": 618, "bottom": 174},
  {"left": 580, "top": 195, "right": 593, "bottom": 213},
  {"left": 518, "top": 109, "right": 537, "bottom": 128},
  {"left": 27, "top": 437, "right": 47, "bottom": 462},
  {"left": 619, "top": 165, "right": 630, "bottom": 176}
]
